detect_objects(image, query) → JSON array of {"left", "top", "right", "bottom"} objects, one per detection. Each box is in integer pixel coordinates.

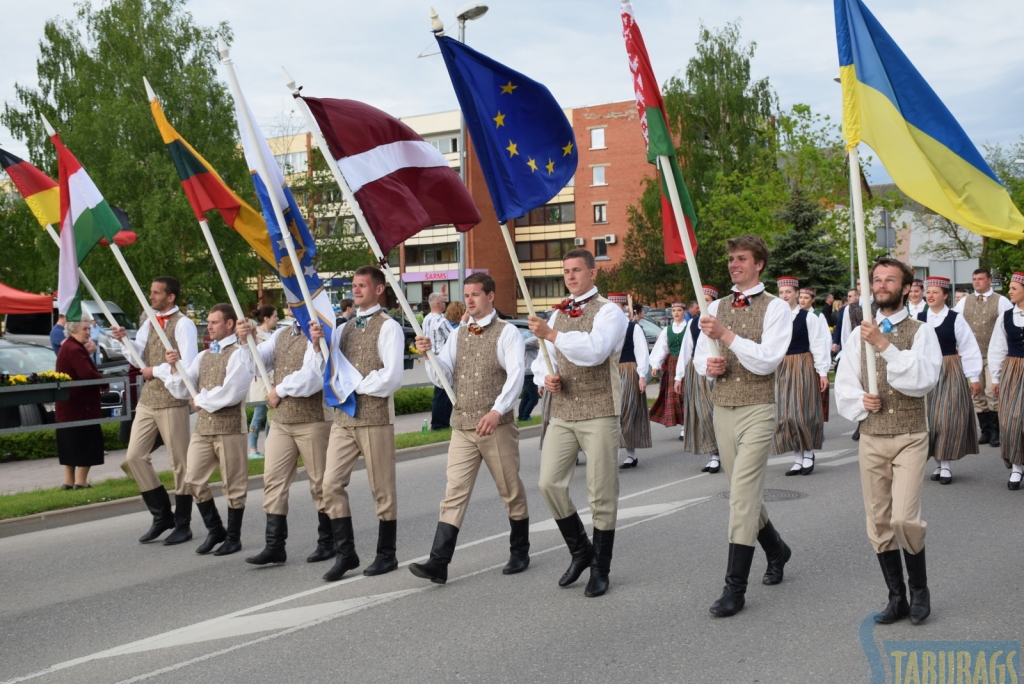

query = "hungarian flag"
[
  {"left": 149, "top": 98, "right": 275, "bottom": 266},
  {"left": 51, "top": 135, "right": 121, "bottom": 320},
  {"left": 621, "top": 1, "right": 698, "bottom": 264},
  {"left": 302, "top": 96, "right": 481, "bottom": 255},
  {"left": 0, "top": 146, "right": 60, "bottom": 228}
]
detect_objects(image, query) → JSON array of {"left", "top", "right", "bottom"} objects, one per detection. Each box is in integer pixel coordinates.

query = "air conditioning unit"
[
  {"left": 573, "top": 237, "right": 585, "bottom": 246},
  {"left": 604, "top": 234, "right": 617, "bottom": 244}
]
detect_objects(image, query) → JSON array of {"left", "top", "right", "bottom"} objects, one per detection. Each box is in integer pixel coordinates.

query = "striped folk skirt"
[
  {"left": 771, "top": 352, "right": 824, "bottom": 454},
  {"left": 998, "top": 356, "right": 1024, "bottom": 467},
  {"left": 650, "top": 354, "right": 684, "bottom": 426},
  {"left": 619, "top": 362, "right": 652, "bottom": 449},
  {"left": 683, "top": 359, "right": 718, "bottom": 456},
  {"left": 926, "top": 355, "right": 979, "bottom": 461}
]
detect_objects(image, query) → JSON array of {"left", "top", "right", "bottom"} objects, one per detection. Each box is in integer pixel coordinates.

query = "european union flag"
[{"left": 436, "top": 35, "right": 577, "bottom": 224}]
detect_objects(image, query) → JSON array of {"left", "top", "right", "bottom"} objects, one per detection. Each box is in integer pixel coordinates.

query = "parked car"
[
  {"left": 635, "top": 316, "right": 661, "bottom": 351},
  {"left": 4, "top": 300, "right": 138, "bottom": 362}
]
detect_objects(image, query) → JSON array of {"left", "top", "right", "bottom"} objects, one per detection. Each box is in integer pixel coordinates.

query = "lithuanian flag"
[
  {"left": 149, "top": 99, "right": 275, "bottom": 265},
  {"left": 835, "top": 0, "right": 1024, "bottom": 244},
  {"left": 0, "top": 147, "right": 60, "bottom": 228}
]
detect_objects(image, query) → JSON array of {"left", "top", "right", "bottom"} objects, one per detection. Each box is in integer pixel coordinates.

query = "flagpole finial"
[
  {"left": 216, "top": 35, "right": 230, "bottom": 61},
  {"left": 282, "top": 67, "right": 297, "bottom": 94},
  {"left": 430, "top": 7, "right": 445, "bottom": 35},
  {"left": 40, "top": 114, "right": 56, "bottom": 137},
  {"left": 143, "top": 76, "right": 157, "bottom": 103}
]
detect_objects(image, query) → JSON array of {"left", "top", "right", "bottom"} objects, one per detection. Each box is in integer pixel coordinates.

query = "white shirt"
[
  {"left": 922, "top": 305, "right": 983, "bottom": 382},
  {"left": 422, "top": 311, "right": 451, "bottom": 355},
  {"left": 161, "top": 335, "right": 254, "bottom": 412},
  {"left": 834, "top": 308, "right": 941, "bottom": 424},
  {"left": 953, "top": 289, "right": 1013, "bottom": 349},
  {"left": 531, "top": 287, "right": 629, "bottom": 385},
  {"left": 649, "top": 321, "right": 687, "bottom": 370},
  {"left": 693, "top": 283, "right": 792, "bottom": 378},
  {"left": 840, "top": 296, "right": 873, "bottom": 347},
  {"left": 906, "top": 299, "right": 926, "bottom": 318},
  {"left": 126, "top": 306, "right": 198, "bottom": 374},
  {"left": 253, "top": 324, "right": 325, "bottom": 398},
  {"left": 988, "top": 304, "right": 1024, "bottom": 384},
  {"left": 794, "top": 305, "right": 832, "bottom": 377},
  {"left": 325, "top": 305, "right": 404, "bottom": 398},
  {"left": 678, "top": 318, "right": 700, "bottom": 382},
  {"left": 425, "top": 311, "right": 525, "bottom": 416}
]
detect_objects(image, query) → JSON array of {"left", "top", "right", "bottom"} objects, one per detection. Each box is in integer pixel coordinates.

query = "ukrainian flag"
[{"left": 835, "top": 0, "right": 1024, "bottom": 244}]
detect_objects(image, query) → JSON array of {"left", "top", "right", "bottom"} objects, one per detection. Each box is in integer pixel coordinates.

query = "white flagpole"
[
  {"left": 657, "top": 155, "right": 720, "bottom": 357},
  {"left": 40, "top": 114, "right": 197, "bottom": 398},
  {"left": 497, "top": 222, "right": 555, "bottom": 376},
  {"left": 143, "top": 78, "right": 273, "bottom": 391},
  {"left": 283, "top": 69, "right": 457, "bottom": 404},
  {"left": 848, "top": 147, "right": 879, "bottom": 395},
  {"left": 42, "top": 224, "right": 146, "bottom": 368},
  {"left": 218, "top": 40, "right": 330, "bottom": 364}
]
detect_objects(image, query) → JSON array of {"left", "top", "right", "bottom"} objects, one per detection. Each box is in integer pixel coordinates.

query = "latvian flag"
[
  {"left": 50, "top": 134, "right": 121, "bottom": 320},
  {"left": 301, "top": 97, "right": 481, "bottom": 255}
]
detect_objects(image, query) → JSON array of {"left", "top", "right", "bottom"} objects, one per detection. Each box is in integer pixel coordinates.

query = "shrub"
[
  {"left": 394, "top": 386, "right": 433, "bottom": 415},
  {"left": 0, "top": 422, "right": 126, "bottom": 462}
]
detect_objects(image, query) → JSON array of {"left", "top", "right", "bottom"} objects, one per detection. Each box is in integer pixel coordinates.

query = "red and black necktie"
[{"left": 552, "top": 293, "right": 599, "bottom": 318}]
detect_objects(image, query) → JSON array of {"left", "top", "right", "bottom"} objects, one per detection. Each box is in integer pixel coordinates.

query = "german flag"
[
  {"left": 149, "top": 100, "right": 275, "bottom": 266},
  {"left": 0, "top": 147, "right": 60, "bottom": 228}
]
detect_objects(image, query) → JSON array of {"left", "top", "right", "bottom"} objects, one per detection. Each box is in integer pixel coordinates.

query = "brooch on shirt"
[{"left": 552, "top": 293, "right": 598, "bottom": 318}]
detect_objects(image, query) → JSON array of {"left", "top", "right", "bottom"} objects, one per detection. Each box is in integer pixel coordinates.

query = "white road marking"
[
  {"left": 817, "top": 455, "right": 861, "bottom": 467},
  {"left": 530, "top": 499, "right": 708, "bottom": 532}
]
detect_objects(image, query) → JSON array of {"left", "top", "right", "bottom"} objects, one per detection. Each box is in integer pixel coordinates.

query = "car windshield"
[
  {"left": 636, "top": 318, "right": 661, "bottom": 338},
  {"left": 0, "top": 346, "right": 57, "bottom": 375}
]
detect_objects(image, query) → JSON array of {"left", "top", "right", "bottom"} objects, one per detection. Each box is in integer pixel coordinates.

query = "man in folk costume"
[
  {"left": 315, "top": 265, "right": 404, "bottom": 582},
  {"left": 954, "top": 268, "right": 1012, "bottom": 448},
  {"left": 111, "top": 276, "right": 200, "bottom": 545},
  {"left": 409, "top": 273, "right": 530, "bottom": 584},
  {"left": 237, "top": 317, "right": 338, "bottom": 567},
  {"left": 988, "top": 272, "right": 1024, "bottom": 490},
  {"left": 693, "top": 235, "right": 794, "bottom": 618},
  {"left": 164, "top": 304, "right": 255, "bottom": 556},
  {"left": 649, "top": 302, "right": 687, "bottom": 441},
  {"left": 772, "top": 278, "right": 830, "bottom": 477},
  {"left": 612, "top": 295, "right": 651, "bottom": 469},
  {"left": 906, "top": 279, "right": 926, "bottom": 318},
  {"left": 918, "top": 276, "right": 981, "bottom": 486},
  {"left": 835, "top": 258, "right": 940, "bottom": 625},
  {"left": 528, "top": 249, "right": 628, "bottom": 598},
  {"left": 680, "top": 286, "right": 721, "bottom": 473}
]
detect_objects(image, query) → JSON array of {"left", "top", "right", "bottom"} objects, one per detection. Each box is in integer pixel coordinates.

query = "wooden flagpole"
[
  {"left": 848, "top": 147, "right": 879, "bottom": 395},
  {"left": 497, "top": 223, "right": 555, "bottom": 376}
]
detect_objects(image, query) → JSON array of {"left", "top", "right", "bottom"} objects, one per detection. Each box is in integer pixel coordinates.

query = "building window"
[
  {"left": 590, "top": 128, "right": 606, "bottom": 150},
  {"left": 514, "top": 239, "right": 578, "bottom": 263},
  {"left": 592, "top": 166, "right": 606, "bottom": 186},
  {"left": 405, "top": 243, "right": 458, "bottom": 265},
  {"left": 593, "top": 204, "right": 607, "bottom": 224},
  {"left": 427, "top": 137, "right": 459, "bottom": 154},
  {"left": 521, "top": 277, "right": 569, "bottom": 299},
  {"left": 594, "top": 238, "right": 607, "bottom": 258},
  {"left": 274, "top": 151, "right": 308, "bottom": 174},
  {"left": 513, "top": 201, "right": 575, "bottom": 227}
]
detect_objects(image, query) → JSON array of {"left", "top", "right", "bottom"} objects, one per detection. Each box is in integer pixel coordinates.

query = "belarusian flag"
[
  {"left": 621, "top": 1, "right": 698, "bottom": 264},
  {"left": 51, "top": 134, "right": 121, "bottom": 320}
]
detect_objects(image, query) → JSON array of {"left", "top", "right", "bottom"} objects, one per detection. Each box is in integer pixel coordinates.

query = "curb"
[{"left": 0, "top": 424, "right": 542, "bottom": 539}]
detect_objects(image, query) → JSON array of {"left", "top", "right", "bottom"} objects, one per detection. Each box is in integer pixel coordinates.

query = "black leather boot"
[
  {"left": 363, "top": 519, "right": 398, "bottom": 576},
  {"left": 875, "top": 549, "right": 910, "bottom": 624},
  {"left": 213, "top": 507, "right": 244, "bottom": 556},
  {"left": 194, "top": 499, "right": 226, "bottom": 554},
  {"left": 709, "top": 543, "right": 755, "bottom": 617},
  {"left": 554, "top": 513, "right": 592, "bottom": 587},
  {"left": 584, "top": 528, "right": 614, "bottom": 597},
  {"left": 306, "top": 512, "right": 336, "bottom": 563},
  {"left": 903, "top": 548, "right": 930, "bottom": 625},
  {"left": 246, "top": 514, "right": 288, "bottom": 565},
  {"left": 409, "top": 522, "right": 460, "bottom": 584},
  {"left": 978, "top": 412, "right": 992, "bottom": 445},
  {"left": 502, "top": 517, "right": 530, "bottom": 575},
  {"left": 323, "top": 517, "right": 360, "bottom": 582},
  {"left": 138, "top": 486, "right": 174, "bottom": 543},
  {"left": 990, "top": 413, "right": 1001, "bottom": 448},
  {"left": 756, "top": 519, "right": 792, "bottom": 585},
  {"left": 163, "top": 494, "right": 194, "bottom": 545}
]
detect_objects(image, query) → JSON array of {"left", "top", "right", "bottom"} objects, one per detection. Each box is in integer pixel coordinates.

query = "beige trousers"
[
  {"left": 439, "top": 423, "right": 528, "bottom": 529},
  {"left": 262, "top": 421, "right": 331, "bottom": 516},
  {"left": 538, "top": 415, "right": 620, "bottom": 531},
  {"left": 185, "top": 433, "right": 248, "bottom": 509},
  {"left": 322, "top": 423, "right": 397, "bottom": 521},
  {"left": 972, "top": 360, "right": 998, "bottom": 413},
  {"left": 713, "top": 404, "right": 774, "bottom": 547},
  {"left": 126, "top": 403, "right": 197, "bottom": 496},
  {"left": 858, "top": 432, "right": 928, "bottom": 554}
]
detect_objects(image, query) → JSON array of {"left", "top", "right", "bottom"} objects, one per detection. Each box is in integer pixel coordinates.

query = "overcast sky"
[{"left": 3, "top": 0, "right": 1023, "bottom": 185}]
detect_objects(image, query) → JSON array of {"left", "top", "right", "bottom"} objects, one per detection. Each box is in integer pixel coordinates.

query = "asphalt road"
[{"left": 1, "top": 404, "right": 1021, "bottom": 684}]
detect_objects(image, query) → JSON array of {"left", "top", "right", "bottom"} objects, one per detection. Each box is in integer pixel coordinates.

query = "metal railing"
[{"left": 0, "top": 376, "right": 137, "bottom": 436}]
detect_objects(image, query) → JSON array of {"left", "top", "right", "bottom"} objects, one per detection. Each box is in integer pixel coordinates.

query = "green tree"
[
  {"left": 982, "top": 140, "right": 1024, "bottom": 278},
  {"left": 2, "top": 0, "right": 258, "bottom": 318},
  {"left": 765, "top": 188, "right": 848, "bottom": 297}
]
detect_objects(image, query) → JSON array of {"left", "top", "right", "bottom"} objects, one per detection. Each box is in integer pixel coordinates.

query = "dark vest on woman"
[
  {"left": 666, "top": 323, "right": 684, "bottom": 357},
  {"left": 620, "top": 322, "right": 637, "bottom": 364},
  {"left": 689, "top": 316, "right": 701, "bottom": 347},
  {"left": 1003, "top": 310, "right": 1024, "bottom": 358},
  {"left": 786, "top": 309, "right": 810, "bottom": 355},
  {"left": 917, "top": 309, "right": 958, "bottom": 356}
]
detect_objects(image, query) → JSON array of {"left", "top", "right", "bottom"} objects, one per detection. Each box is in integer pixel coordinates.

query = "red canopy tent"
[{"left": 0, "top": 282, "right": 53, "bottom": 315}]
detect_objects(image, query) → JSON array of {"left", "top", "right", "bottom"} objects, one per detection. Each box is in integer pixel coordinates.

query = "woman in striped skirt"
[
  {"left": 990, "top": 272, "right": 1024, "bottom": 490},
  {"left": 680, "top": 287, "right": 720, "bottom": 473},
  {"left": 917, "top": 276, "right": 981, "bottom": 485},
  {"left": 773, "top": 280, "right": 830, "bottom": 476},
  {"left": 617, "top": 300, "right": 652, "bottom": 468},
  {"left": 649, "top": 302, "right": 687, "bottom": 439}
]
